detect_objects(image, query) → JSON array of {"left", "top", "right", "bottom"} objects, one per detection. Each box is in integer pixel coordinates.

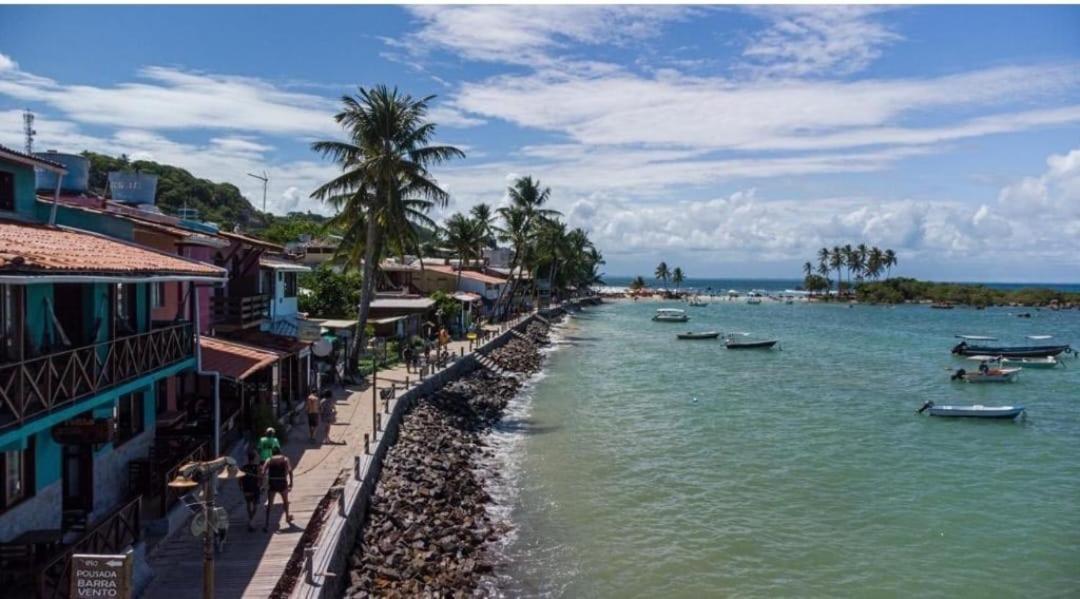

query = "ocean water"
[
  {"left": 492, "top": 300, "right": 1080, "bottom": 598},
  {"left": 600, "top": 276, "right": 1080, "bottom": 294}
]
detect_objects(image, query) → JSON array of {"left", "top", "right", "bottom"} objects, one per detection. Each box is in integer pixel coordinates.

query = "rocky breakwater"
[{"left": 344, "top": 320, "right": 552, "bottom": 597}]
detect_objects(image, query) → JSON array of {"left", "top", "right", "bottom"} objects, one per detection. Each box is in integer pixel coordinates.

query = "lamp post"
[{"left": 167, "top": 457, "right": 245, "bottom": 599}]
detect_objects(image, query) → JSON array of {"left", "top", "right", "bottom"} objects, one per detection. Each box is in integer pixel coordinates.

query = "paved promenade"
[{"left": 142, "top": 316, "right": 529, "bottom": 598}]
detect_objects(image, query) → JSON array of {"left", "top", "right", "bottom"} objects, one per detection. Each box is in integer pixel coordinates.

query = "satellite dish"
[{"left": 312, "top": 339, "right": 332, "bottom": 358}]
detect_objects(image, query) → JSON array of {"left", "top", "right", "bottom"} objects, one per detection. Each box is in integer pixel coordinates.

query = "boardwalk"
[{"left": 142, "top": 318, "right": 527, "bottom": 599}]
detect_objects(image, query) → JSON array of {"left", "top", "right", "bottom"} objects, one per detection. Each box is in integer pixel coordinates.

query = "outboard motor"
[
  {"left": 951, "top": 341, "right": 967, "bottom": 355},
  {"left": 951, "top": 368, "right": 967, "bottom": 381},
  {"left": 916, "top": 400, "right": 935, "bottom": 414}
]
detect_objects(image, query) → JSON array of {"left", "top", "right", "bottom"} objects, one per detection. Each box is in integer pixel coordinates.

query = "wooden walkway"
[{"left": 141, "top": 317, "right": 529, "bottom": 599}]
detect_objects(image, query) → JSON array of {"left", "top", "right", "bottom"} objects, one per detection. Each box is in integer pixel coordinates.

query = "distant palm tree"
[
  {"left": 841, "top": 244, "right": 855, "bottom": 292},
  {"left": 629, "top": 275, "right": 647, "bottom": 291},
  {"left": 884, "top": 248, "right": 898, "bottom": 279},
  {"left": 855, "top": 243, "right": 869, "bottom": 282},
  {"left": 867, "top": 246, "right": 884, "bottom": 280},
  {"left": 672, "top": 267, "right": 685, "bottom": 292},
  {"left": 443, "top": 212, "right": 483, "bottom": 287},
  {"left": 311, "top": 85, "right": 464, "bottom": 370},
  {"left": 470, "top": 202, "right": 498, "bottom": 264},
  {"left": 829, "top": 246, "right": 845, "bottom": 297},
  {"left": 655, "top": 261, "right": 670, "bottom": 288},
  {"left": 493, "top": 176, "right": 562, "bottom": 319},
  {"left": 817, "top": 247, "right": 831, "bottom": 295}
]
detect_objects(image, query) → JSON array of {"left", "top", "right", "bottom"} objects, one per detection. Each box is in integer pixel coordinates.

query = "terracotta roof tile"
[
  {"left": 199, "top": 336, "right": 281, "bottom": 381},
  {"left": 0, "top": 219, "right": 227, "bottom": 278},
  {"left": 426, "top": 264, "right": 507, "bottom": 285}
]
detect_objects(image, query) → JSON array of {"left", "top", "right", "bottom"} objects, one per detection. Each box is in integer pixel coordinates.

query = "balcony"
[
  {"left": 0, "top": 323, "right": 194, "bottom": 432},
  {"left": 211, "top": 294, "right": 270, "bottom": 331}
]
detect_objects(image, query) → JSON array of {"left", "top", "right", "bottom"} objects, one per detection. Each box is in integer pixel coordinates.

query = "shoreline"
[{"left": 342, "top": 320, "right": 558, "bottom": 596}]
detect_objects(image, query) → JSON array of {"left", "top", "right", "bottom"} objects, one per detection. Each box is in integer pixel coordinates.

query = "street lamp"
[{"left": 168, "top": 457, "right": 245, "bottom": 599}]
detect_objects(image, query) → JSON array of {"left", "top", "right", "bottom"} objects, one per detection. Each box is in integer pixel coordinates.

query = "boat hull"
[
  {"left": 952, "top": 344, "right": 1071, "bottom": 358},
  {"left": 653, "top": 316, "right": 689, "bottom": 322},
  {"left": 928, "top": 405, "right": 1024, "bottom": 419},
  {"left": 677, "top": 332, "right": 720, "bottom": 340},
  {"left": 966, "top": 355, "right": 1059, "bottom": 369},
  {"left": 725, "top": 340, "right": 778, "bottom": 349}
]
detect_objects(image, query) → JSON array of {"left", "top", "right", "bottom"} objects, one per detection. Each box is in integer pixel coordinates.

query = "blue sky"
[{"left": 1, "top": 5, "right": 1078, "bottom": 281}]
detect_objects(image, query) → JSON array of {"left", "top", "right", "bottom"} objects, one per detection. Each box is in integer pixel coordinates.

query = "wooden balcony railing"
[
  {"left": 37, "top": 495, "right": 142, "bottom": 599},
  {"left": 0, "top": 323, "right": 194, "bottom": 432},
  {"left": 211, "top": 294, "right": 270, "bottom": 331}
]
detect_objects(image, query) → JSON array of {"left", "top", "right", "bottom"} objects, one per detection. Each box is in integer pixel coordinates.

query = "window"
[
  {"left": 0, "top": 170, "right": 14, "bottom": 212},
  {"left": 150, "top": 282, "right": 167, "bottom": 309},
  {"left": 1, "top": 439, "right": 34, "bottom": 510},
  {"left": 258, "top": 269, "right": 273, "bottom": 295},
  {"left": 114, "top": 391, "right": 145, "bottom": 445},
  {"left": 114, "top": 283, "right": 138, "bottom": 335},
  {"left": 0, "top": 284, "right": 21, "bottom": 362},
  {"left": 284, "top": 273, "right": 297, "bottom": 298}
]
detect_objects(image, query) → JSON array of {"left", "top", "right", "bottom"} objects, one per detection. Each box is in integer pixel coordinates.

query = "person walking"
[
  {"left": 305, "top": 391, "right": 320, "bottom": 442},
  {"left": 402, "top": 344, "right": 415, "bottom": 373},
  {"left": 256, "top": 427, "right": 280, "bottom": 463},
  {"left": 262, "top": 447, "right": 294, "bottom": 532},
  {"left": 238, "top": 449, "right": 262, "bottom": 532}
]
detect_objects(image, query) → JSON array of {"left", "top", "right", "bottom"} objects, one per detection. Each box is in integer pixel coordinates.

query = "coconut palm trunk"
[{"left": 350, "top": 216, "right": 381, "bottom": 371}]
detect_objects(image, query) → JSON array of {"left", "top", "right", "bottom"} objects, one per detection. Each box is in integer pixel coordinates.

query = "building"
[
  {"left": 0, "top": 146, "right": 228, "bottom": 596},
  {"left": 284, "top": 234, "right": 340, "bottom": 268}
]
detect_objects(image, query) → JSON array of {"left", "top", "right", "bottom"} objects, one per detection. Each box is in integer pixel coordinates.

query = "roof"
[
  {"left": 199, "top": 336, "right": 281, "bottom": 381},
  {"left": 304, "top": 318, "right": 358, "bottom": 330},
  {"left": 453, "top": 291, "right": 482, "bottom": 302},
  {"left": 0, "top": 145, "right": 66, "bottom": 173},
  {"left": 0, "top": 219, "right": 227, "bottom": 279},
  {"left": 260, "top": 257, "right": 312, "bottom": 272},
  {"left": 369, "top": 315, "right": 409, "bottom": 325},
  {"left": 369, "top": 297, "right": 436, "bottom": 311},
  {"left": 426, "top": 264, "right": 507, "bottom": 285},
  {"left": 219, "top": 230, "right": 283, "bottom": 251},
  {"left": 39, "top": 196, "right": 227, "bottom": 248},
  {"left": 230, "top": 330, "right": 310, "bottom": 354}
]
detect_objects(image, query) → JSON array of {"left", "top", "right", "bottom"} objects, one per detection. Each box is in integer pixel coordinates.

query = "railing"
[
  {"left": 211, "top": 294, "right": 270, "bottom": 330},
  {"left": 37, "top": 495, "right": 142, "bottom": 599},
  {"left": 160, "top": 442, "right": 208, "bottom": 515},
  {"left": 0, "top": 323, "right": 194, "bottom": 432}
]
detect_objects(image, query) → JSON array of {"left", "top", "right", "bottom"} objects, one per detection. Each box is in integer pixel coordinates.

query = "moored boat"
[
  {"left": 916, "top": 401, "right": 1024, "bottom": 419},
  {"left": 653, "top": 308, "right": 689, "bottom": 322},
  {"left": 965, "top": 355, "right": 1060, "bottom": 369},
  {"left": 931, "top": 302, "right": 955, "bottom": 309},
  {"left": 677, "top": 331, "right": 720, "bottom": 340},
  {"left": 951, "top": 340, "right": 1072, "bottom": 358},
  {"left": 687, "top": 296, "right": 708, "bottom": 307},
  {"left": 746, "top": 297, "right": 762, "bottom": 305},
  {"left": 950, "top": 367, "right": 1021, "bottom": 383},
  {"left": 725, "top": 338, "right": 778, "bottom": 349}
]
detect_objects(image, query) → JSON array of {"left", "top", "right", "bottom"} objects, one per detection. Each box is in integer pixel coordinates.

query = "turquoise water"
[{"left": 496, "top": 300, "right": 1080, "bottom": 597}]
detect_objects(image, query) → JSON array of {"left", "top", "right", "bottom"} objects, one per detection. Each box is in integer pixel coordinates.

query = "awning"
[
  {"left": 305, "top": 318, "right": 358, "bottom": 330},
  {"left": 231, "top": 330, "right": 310, "bottom": 354},
  {"left": 199, "top": 337, "right": 281, "bottom": 381}
]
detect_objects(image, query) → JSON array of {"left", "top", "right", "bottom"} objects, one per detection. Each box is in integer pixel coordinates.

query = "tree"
[
  {"left": 443, "top": 212, "right": 484, "bottom": 288},
  {"left": 655, "top": 261, "right": 670, "bottom": 287},
  {"left": 829, "top": 246, "right": 845, "bottom": 297},
  {"left": 311, "top": 85, "right": 464, "bottom": 372},
  {"left": 884, "top": 248, "right": 898, "bottom": 279},
  {"left": 842, "top": 244, "right": 856, "bottom": 290},
  {"left": 855, "top": 243, "right": 869, "bottom": 282},
  {"left": 817, "top": 248, "right": 831, "bottom": 295},
  {"left": 672, "top": 267, "right": 685, "bottom": 292},
  {"left": 802, "top": 262, "right": 814, "bottom": 294},
  {"left": 628, "top": 275, "right": 647, "bottom": 291},
  {"left": 470, "top": 202, "right": 498, "bottom": 264},
  {"left": 803, "top": 273, "right": 830, "bottom": 295},
  {"left": 298, "top": 265, "right": 361, "bottom": 318}
]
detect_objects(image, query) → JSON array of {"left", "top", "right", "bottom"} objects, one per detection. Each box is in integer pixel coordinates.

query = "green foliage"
[
  {"left": 82, "top": 151, "right": 267, "bottom": 230},
  {"left": 260, "top": 212, "right": 333, "bottom": 245},
  {"left": 803, "top": 274, "right": 830, "bottom": 294},
  {"left": 298, "top": 265, "right": 361, "bottom": 318},
  {"left": 430, "top": 290, "right": 460, "bottom": 325},
  {"left": 629, "top": 275, "right": 647, "bottom": 291},
  {"left": 854, "top": 277, "right": 1080, "bottom": 307}
]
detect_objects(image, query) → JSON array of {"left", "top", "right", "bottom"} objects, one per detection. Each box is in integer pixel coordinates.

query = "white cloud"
[
  {"left": 398, "top": 6, "right": 692, "bottom": 67},
  {"left": 741, "top": 7, "right": 900, "bottom": 77},
  {"left": 0, "top": 53, "right": 16, "bottom": 72},
  {"left": 998, "top": 147, "right": 1080, "bottom": 217}
]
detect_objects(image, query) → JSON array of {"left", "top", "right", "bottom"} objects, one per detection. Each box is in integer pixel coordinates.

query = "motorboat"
[
  {"left": 930, "top": 302, "right": 955, "bottom": 309},
  {"left": 916, "top": 401, "right": 1024, "bottom": 419},
  {"left": 653, "top": 308, "right": 689, "bottom": 322},
  {"left": 746, "top": 297, "right": 762, "bottom": 305},
  {"left": 950, "top": 367, "right": 1021, "bottom": 383},
  {"left": 951, "top": 340, "right": 1072, "bottom": 358},
  {"left": 965, "top": 355, "right": 1060, "bottom": 369},
  {"left": 677, "top": 331, "right": 720, "bottom": 340},
  {"left": 687, "top": 296, "right": 709, "bottom": 307},
  {"left": 955, "top": 335, "right": 997, "bottom": 341},
  {"left": 725, "top": 337, "right": 778, "bottom": 349}
]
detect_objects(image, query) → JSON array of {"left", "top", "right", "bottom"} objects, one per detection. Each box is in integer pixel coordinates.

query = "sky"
[{"left": 0, "top": 5, "right": 1078, "bottom": 282}]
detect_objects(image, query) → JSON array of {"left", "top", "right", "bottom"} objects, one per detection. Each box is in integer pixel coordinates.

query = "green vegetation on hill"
[{"left": 854, "top": 277, "right": 1080, "bottom": 307}]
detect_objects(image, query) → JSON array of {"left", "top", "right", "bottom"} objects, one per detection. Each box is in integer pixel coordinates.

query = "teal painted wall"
[
  {"left": 0, "top": 159, "right": 38, "bottom": 217},
  {"left": 33, "top": 202, "right": 135, "bottom": 241},
  {"left": 24, "top": 283, "right": 54, "bottom": 354}
]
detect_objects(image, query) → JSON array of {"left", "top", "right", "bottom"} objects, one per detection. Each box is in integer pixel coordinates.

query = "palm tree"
[
  {"left": 470, "top": 202, "right": 498, "bottom": 265},
  {"left": 817, "top": 247, "right": 831, "bottom": 295},
  {"left": 493, "top": 176, "right": 561, "bottom": 319},
  {"left": 311, "top": 85, "right": 464, "bottom": 371},
  {"left": 884, "top": 248, "right": 898, "bottom": 279},
  {"left": 802, "top": 261, "right": 813, "bottom": 295},
  {"left": 672, "top": 267, "right": 685, "bottom": 292},
  {"left": 855, "top": 243, "right": 869, "bottom": 282},
  {"left": 628, "top": 275, "right": 647, "bottom": 291},
  {"left": 829, "top": 246, "right": 845, "bottom": 297},
  {"left": 841, "top": 244, "right": 855, "bottom": 292},
  {"left": 655, "top": 261, "right": 670, "bottom": 288},
  {"left": 443, "top": 212, "right": 483, "bottom": 287},
  {"left": 867, "top": 246, "right": 884, "bottom": 280}
]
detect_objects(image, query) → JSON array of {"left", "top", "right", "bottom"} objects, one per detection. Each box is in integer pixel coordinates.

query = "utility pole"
[
  {"left": 247, "top": 171, "right": 269, "bottom": 213},
  {"left": 22, "top": 109, "right": 35, "bottom": 154}
]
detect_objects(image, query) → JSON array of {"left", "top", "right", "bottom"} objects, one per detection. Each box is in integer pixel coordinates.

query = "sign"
[
  {"left": 297, "top": 319, "right": 323, "bottom": 342},
  {"left": 53, "top": 418, "right": 113, "bottom": 445},
  {"left": 71, "top": 553, "right": 132, "bottom": 599}
]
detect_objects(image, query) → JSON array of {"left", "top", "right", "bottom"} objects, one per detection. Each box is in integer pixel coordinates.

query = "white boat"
[
  {"left": 955, "top": 335, "right": 998, "bottom": 341},
  {"left": 965, "top": 355, "right": 1060, "bottom": 369},
  {"left": 917, "top": 401, "right": 1025, "bottom": 419},
  {"left": 653, "top": 308, "right": 689, "bottom": 322},
  {"left": 687, "top": 296, "right": 708, "bottom": 307},
  {"left": 950, "top": 367, "right": 1021, "bottom": 383},
  {"left": 746, "top": 297, "right": 762, "bottom": 305}
]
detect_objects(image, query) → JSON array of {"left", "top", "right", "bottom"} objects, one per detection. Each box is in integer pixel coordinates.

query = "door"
[
  {"left": 61, "top": 444, "right": 93, "bottom": 513},
  {"left": 52, "top": 283, "right": 92, "bottom": 347}
]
